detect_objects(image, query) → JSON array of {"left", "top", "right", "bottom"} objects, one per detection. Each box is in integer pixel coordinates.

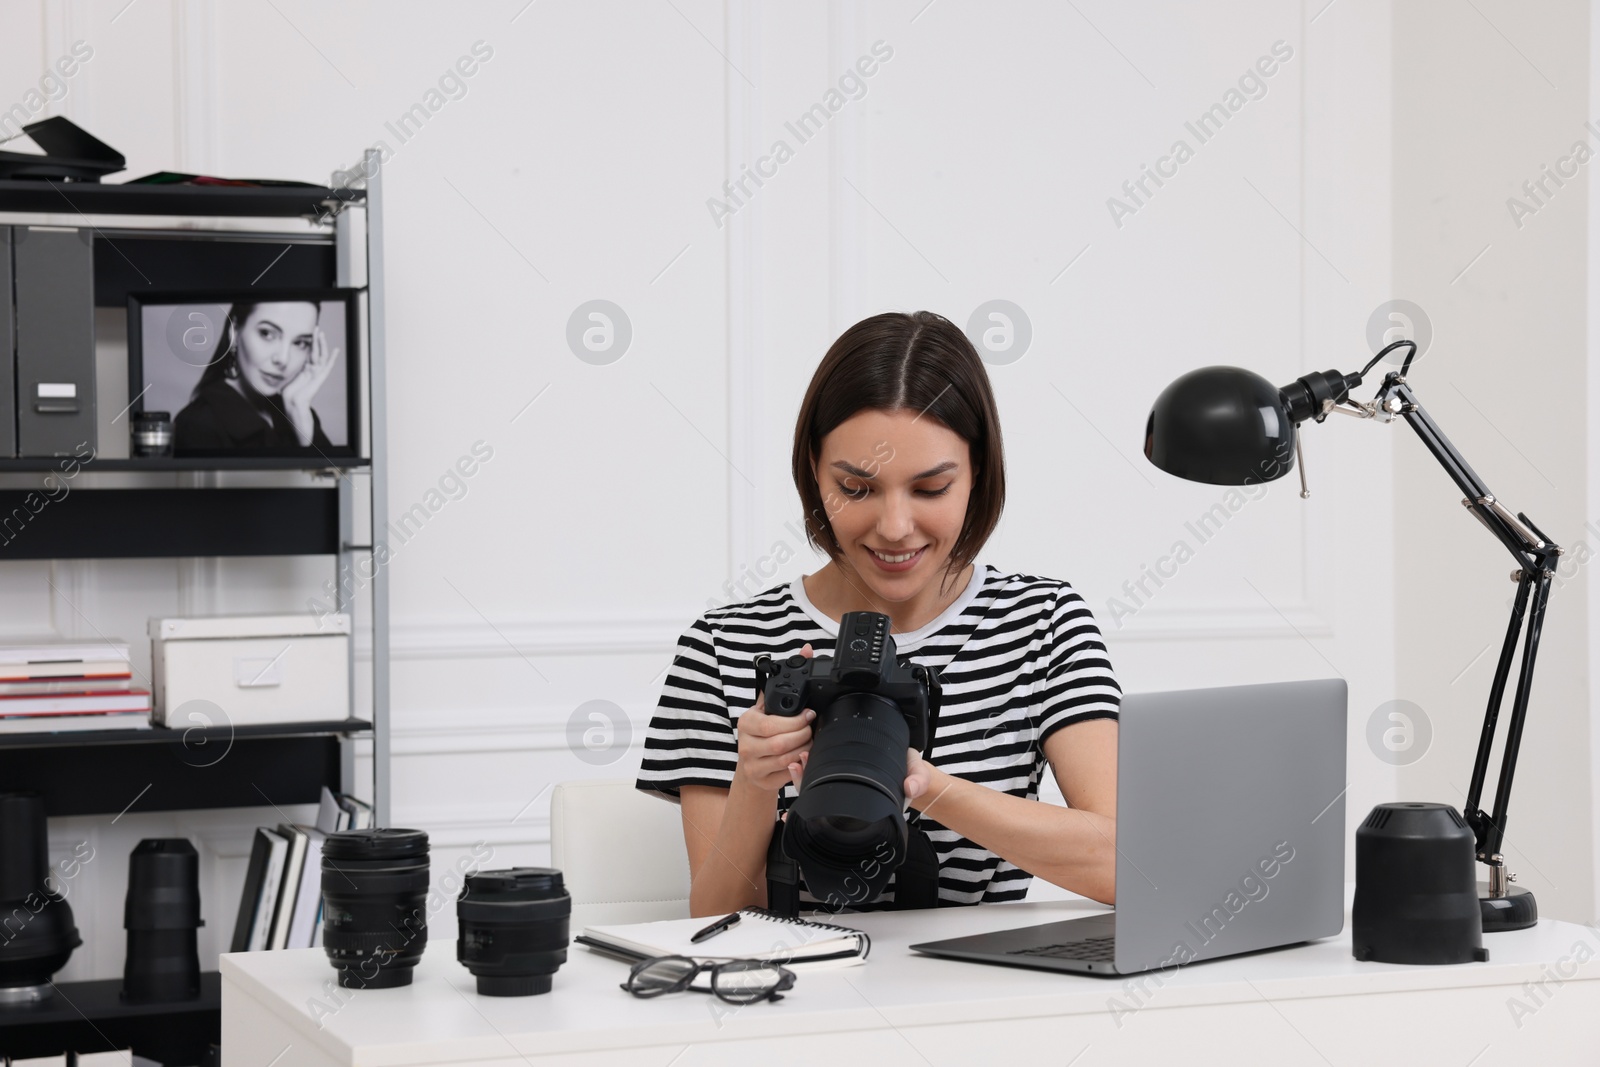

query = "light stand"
[{"left": 1144, "top": 340, "right": 1556, "bottom": 932}]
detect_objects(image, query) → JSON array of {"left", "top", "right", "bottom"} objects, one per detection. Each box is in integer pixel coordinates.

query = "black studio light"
[
  {"left": 1146, "top": 341, "right": 1554, "bottom": 962},
  {"left": 0, "top": 793, "right": 82, "bottom": 1002}
]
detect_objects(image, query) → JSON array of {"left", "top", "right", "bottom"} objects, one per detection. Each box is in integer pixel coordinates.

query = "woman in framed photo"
[{"left": 173, "top": 300, "right": 341, "bottom": 452}]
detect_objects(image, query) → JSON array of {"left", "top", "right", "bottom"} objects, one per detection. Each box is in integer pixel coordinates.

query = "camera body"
[{"left": 754, "top": 611, "right": 941, "bottom": 757}]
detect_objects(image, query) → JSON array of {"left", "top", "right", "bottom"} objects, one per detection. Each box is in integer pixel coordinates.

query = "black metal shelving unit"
[
  {"left": 0, "top": 178, "right": 360, "bottom": 218},
  {"left": 0, "top": 720, "right": 371, "bottom": 817},
  {"left": 0, "top": 973, "right": 223, "bottom": 1063},
  {"left": 0, "top": 456, "right": 370, "bottom": 471},
  {"left": 0, "top": 486, "right": 342, "bottom": 560},
  {"left": 0, "top": 162, "right": 392, "bottom": 1065}
]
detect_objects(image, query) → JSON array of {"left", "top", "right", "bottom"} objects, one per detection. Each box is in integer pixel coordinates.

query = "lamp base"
[{"left": 1479, "top": 882, "right": 1537, "bottom": 932}]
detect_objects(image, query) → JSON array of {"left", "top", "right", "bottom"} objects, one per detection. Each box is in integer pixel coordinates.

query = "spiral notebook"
[{"left": 576, "top": 908, "right": 870, "bottom": 971}]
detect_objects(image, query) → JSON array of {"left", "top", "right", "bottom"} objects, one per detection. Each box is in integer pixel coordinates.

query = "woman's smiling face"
[
  {"left": 233, "top": 302, "right": 318, "bottom": 397},
  {"left": 813, "top": 407, "right": 973, "bottom": 602}
]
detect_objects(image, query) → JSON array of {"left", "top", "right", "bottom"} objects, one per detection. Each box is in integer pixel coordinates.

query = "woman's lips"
[{"left": 866, "top": 545, "right": 926, "bottom": 572}]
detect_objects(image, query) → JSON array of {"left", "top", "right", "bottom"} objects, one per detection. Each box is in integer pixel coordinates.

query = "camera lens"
[
  {"left": 456, "top": 868, "right": 571, "bottom": 996},
  {"left": 320, "top": 829, "right": 430, "bottom": 989},
  {"left": 782, "top": 691, "right": 912, "bottom": 906},
  {"left": 131, "top": 411, "right": 173, "bottom": 458},
  {"left": 122, "top": 838, "right": 202, "bottom": 1003}
]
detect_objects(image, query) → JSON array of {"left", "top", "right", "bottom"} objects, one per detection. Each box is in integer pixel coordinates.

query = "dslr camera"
[{"left": 754, "top": 611, "right": 942, "bottom": 908}]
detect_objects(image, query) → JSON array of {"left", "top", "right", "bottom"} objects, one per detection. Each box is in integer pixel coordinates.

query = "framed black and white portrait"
[{"left": 128, "top": 289, "right": 361, "bottom": 459}]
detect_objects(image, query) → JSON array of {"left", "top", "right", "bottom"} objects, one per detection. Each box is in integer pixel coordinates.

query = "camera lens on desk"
[
  {"left": 131, "top": 411, "right": 173, "bottom": 458},
  {"left": 122, "top": 838, "right": 203, "bottom": 1003},
  {"left": 320, "top": 829, "right": 430, "bottom": 990},
  {"left": 456, "top": 868, "right": 570, "bottom": 996}
]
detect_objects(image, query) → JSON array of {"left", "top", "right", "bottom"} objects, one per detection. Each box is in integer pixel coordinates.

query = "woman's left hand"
[
  {"left": 280, "top": 327, "right": 340, "bottom": 446},
  {"left": 905, "top": 749, "right": 946, "bottom": 811}
]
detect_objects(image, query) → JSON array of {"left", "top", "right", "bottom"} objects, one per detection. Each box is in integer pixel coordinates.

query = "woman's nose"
[
  {"left": 268, "top": 343, "right": 289, "bottom": 369},
  {"left": 876, "top": 493, "right": 916, "bottom": 542}
]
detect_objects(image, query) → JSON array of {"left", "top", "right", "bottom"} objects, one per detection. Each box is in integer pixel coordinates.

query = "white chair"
[{"left": 550, "top": 779, "right": 692, "bottom": 930}]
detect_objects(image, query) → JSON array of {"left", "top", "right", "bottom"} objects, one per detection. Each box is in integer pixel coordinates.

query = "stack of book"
[
  {"left": 0, "top": 639, "right": 152, "bottom": 733},
  {"left": 231, "top": 787, "right": 375, "bottom": 952}
]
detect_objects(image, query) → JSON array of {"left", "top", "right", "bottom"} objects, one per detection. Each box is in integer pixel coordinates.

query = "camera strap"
[
  {"left": 892, "top": 823, "right": 941, "bottom": 910},
  {"left": 763, "top": 819, "right": 941, "bottom": 916},
  {"left": 765, "top": 818, "right": 802, "bottom": 919}
]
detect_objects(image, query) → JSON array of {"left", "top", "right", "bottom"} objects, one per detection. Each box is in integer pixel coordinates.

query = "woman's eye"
[{"left": 834, "top": 482, "right": 952, "bottom": 499}]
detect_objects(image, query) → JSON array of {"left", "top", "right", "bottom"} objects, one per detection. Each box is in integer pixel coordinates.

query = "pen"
[{"left": 690, "top": 912, "right": 742, "bottom": 944}]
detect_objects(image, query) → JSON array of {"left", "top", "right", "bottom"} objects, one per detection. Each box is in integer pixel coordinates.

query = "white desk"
[{"left": 223, "top": 894, "right": 1600, "bottom": 1065}]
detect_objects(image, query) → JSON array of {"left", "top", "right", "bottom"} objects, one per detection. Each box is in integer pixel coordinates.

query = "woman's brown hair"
[{"left": 792, "top": 310, "right": 1006, "bottom": 595}]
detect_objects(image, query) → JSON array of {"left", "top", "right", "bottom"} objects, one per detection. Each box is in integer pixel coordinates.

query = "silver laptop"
[{"left": 910, "top": 678, "right": 1347, "bottom": 976}]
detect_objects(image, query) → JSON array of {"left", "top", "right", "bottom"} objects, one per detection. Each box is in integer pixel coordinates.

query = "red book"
[
  {"left": 0, "top": 689, "right": 152, "bottom": 715},
  {"left": 0, "top": 676, "right": 134, "bottom": 696}
]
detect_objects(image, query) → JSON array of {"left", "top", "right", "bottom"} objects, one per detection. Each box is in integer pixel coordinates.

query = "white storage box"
[{"left": 149, "top": 614, "right": 351, "bottom": 727}]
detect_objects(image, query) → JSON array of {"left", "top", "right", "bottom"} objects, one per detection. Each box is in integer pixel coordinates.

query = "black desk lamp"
[{"left": 1144, "top": 340, "right": 1556, "bottom": 936}]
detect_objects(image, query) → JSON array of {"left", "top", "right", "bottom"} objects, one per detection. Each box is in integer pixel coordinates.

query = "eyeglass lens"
[
  {"left": 710, "top": 960, "right": 789, "bottom": 1003},
  {"left": 629, "top": 957, "right": 700, "bottom": 995}
]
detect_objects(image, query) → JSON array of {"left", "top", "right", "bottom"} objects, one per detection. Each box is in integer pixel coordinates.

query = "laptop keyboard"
[{"left": 1005, "top": 936, "right": 1116, "bottom": 962}]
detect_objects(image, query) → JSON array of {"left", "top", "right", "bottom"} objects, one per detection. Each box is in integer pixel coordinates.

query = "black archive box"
[{"left": 12, "top": 225, "right": 96, "bottom": 457}]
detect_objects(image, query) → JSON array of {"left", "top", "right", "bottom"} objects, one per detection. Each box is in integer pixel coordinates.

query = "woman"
[
  {"left": 637, "top": 310, "right": 1121, "bottom": 915},
  {"left": 173, "top": 300, "right": 339, "bottom": 453}
]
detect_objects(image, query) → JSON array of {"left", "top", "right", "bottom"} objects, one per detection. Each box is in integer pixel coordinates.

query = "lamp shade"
[{"left": 1144, "top": 366, "right": 1297, "bottom": 485}]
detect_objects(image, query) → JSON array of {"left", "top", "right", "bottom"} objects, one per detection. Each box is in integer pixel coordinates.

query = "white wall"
[
  {"left": 1392, "top": 0, "right": 1597, "bottom": 924},
  {"left": 0, "top": 0, "right": 1400, "bottom": 980}
]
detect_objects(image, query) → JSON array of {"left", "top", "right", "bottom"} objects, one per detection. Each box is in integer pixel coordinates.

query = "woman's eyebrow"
[{"left": 831, "top": 459, "right": 957, "bottom": 480}]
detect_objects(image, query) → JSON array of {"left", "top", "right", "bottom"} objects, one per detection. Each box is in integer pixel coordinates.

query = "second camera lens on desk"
[
  {"left": 456, "top": 868, "right": 570, "bottom": 996},
  {"left": 320, "top": 828, "right": 430, "bottom": 990}
]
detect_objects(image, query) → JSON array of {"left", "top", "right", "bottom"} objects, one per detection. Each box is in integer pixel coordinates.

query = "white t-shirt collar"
[{"left": 789, "top": 559, "right": 990, "bottom": 652}]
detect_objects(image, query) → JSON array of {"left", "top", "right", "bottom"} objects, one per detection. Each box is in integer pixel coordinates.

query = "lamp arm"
[
  {"left": 1375, "top": 373, "right": 1561, "bottom": 866},
  {"left": 1381, "top": 379, "right": 1546, "bottom": 568},
  {"left": 1469, "top": 570, "right": 1553, "bottom": 864}
]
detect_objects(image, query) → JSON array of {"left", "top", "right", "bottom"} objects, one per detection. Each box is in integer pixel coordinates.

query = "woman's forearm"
[
  {"left": 686, "top": 777, "right": 779, "bottom": 916},
  {"left": 910, "top": 769, "right": 1116, "bottom": 904}
]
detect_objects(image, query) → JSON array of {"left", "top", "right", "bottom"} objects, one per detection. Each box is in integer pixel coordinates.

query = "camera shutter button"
[{"left": 786, "top": 655, "right": 806, "bottom": 668}]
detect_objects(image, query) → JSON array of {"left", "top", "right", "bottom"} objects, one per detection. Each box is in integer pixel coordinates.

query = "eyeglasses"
[{"left": 620, "top": 955, "right": 797, "bottom": 1004}]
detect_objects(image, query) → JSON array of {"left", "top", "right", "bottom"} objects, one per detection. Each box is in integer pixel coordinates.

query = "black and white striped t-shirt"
[{"left": 636, "top": 560, "right": 1121, "bottom": 908}]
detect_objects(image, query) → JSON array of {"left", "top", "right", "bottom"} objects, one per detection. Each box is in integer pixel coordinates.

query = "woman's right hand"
[
  {"left": 279, "top": 327, "right": 339, "bottom": 446},
  {"left": 734, "top": 643, "right": 817, "bottom": 794}
]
